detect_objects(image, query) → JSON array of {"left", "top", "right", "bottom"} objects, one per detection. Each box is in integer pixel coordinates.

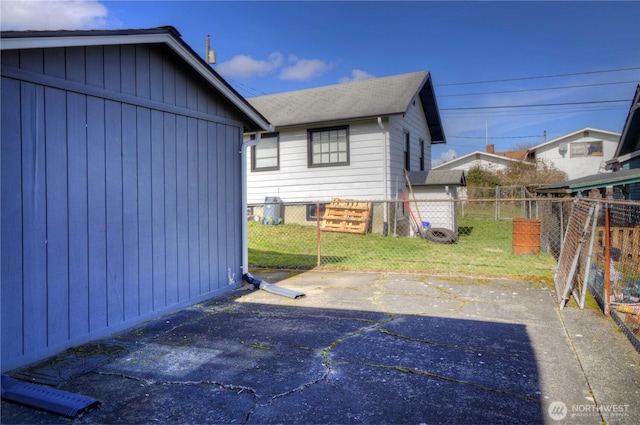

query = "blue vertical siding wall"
[{"left": 1, "top": 44, "right": 244, "bottom": 371}]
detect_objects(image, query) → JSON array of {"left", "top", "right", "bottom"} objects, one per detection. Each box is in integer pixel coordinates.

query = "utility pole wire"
[
  {"left": 449, "top": 135, "right": 542, "bottom": 139},
  {"left": 439, "top": 80, "right": 638, "bottom": 97},
  {"left": 436, "top": 67, "right": 640, "bottom": 86},
  {"left": 441, "top": 99, "right": 628, "bottom": 111}
]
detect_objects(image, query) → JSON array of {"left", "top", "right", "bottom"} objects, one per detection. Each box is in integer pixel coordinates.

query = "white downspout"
[
  {"left": 241, "top": 133, "right": 261, "bottom": 276},
  {"left": 377, "top": 117, "right": 389, "bottom": 236}
]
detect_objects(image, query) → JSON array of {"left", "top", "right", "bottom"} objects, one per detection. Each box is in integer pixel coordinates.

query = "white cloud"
[
  {"left": 279, "top": 56, "right": 333, "bottom": 81},
  {"left": 216, "top": 52, "right": 283, "bottom": 79},
  {"left": 1, "top": 0, "right": 109, "bottom": 30},
  {"left": 339, "top": 69, "right": 375, "bottom": 83},
  {"left": 432, "top": 148, "right": 458, "bottom": 166},
  {"left": 216, "top": 51, "right": 331, "bottom": 81}
]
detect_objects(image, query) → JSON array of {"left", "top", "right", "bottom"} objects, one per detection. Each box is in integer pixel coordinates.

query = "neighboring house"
[
  {"left": 432, "top": 149, "right": 525, "bottom": 174},
  {"left": 526, "top": 128, "right": 620, "bottom": 181},
  {"left": 606, "top": 84, "right": 640, "bottom": 199},
  {"left": 535, "top": 87, "right": 640, "bottom": 200},
  {"left": 1, "top": 27, "right": 270, "bottom": 372},
  {"left": 244, "top": 71, "right": 446, "bottom": 207}
]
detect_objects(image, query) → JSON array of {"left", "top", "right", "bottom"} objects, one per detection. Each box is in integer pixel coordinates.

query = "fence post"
[
  {"left": 316, "top": 202, "right": 321, "bottom": 267},
  {"left": 604, "top": 203, "right": 611, "bottom": 316},
  {"left": 495, "top": 185, "right": 499, "bottom": 220}
]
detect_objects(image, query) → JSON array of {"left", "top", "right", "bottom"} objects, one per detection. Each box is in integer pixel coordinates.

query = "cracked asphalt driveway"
[{"left": 3, "top": 270, "right": 639, "bottom": 424}]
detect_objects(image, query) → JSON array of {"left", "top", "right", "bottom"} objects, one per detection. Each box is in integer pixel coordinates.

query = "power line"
[
  {"left": 223, "top": 76, "right": 268, "bottom": 97},
  {"left": 440, "top": 99, "right": 629, "bottom": 111},
  {"left": 448, "top": 135, "right": 542, "bottom": 139},
  {"left": 441, "top": 104, "right": 628, "bottom": 117},
  {"left": 438, "top": 80, "right": 638, "bottom": 97},
  {"left": 436, "top": 67, "right": 640, "bottom": 87}
]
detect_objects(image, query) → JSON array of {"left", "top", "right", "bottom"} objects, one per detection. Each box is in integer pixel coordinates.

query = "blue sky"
[{"left": 2, "top": 1, "right": 639, "bottom": 164}]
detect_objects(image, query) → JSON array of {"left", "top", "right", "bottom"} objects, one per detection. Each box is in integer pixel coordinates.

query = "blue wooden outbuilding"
[{"left": 1, "top": 27, "right": 271, "bottom": 372}]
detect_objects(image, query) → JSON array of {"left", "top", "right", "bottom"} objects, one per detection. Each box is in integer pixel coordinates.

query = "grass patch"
[{"left": 248, "top": 218, "right": 556, "bottom": 281}]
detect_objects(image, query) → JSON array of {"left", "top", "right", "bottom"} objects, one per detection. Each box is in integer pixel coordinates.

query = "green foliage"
[
  {"left": 466, "top": 159, "right": 566, "bottom": 191},
  {"left": 497, "top": 159, "right": 566, "bottom": 186},
  {"left": 466, "top": 166, "right": 500, "bottom": 187}
]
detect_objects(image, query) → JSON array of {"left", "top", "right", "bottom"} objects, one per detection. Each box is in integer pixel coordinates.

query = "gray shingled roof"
[
  {"left": 408, "top": 170, "right": 466, "bottom": 186},
  {"left": 247, "top": 71, "right": 445, "bottom": 143}
]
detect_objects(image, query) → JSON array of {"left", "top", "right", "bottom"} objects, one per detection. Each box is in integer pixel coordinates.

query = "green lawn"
[{"left": 248, "top": 217, "right": 557, "bottom": 282}]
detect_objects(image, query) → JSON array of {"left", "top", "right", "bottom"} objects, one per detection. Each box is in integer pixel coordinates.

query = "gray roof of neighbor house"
[
  {"left": 247, "top": 71, "right": 446, "bottom": 143},
  {"left": 526, "top": 127, "right": 620, "bottom": 153},
  {"left": 431, "top": 150, "right": 525, "bottom": 170},
  {"left": 534, "top": 168, "right": 640, "bottom": 194},
  {"left": 0, "top": 26, "right": 272, "bottom": 133},
  {"left": 408, "top": 170, "right": 466, "bottom": 186}
]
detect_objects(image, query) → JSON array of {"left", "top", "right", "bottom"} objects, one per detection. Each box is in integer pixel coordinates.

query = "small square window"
[{"left": 252, "top": 133, "right": 279, "bottom": 171}]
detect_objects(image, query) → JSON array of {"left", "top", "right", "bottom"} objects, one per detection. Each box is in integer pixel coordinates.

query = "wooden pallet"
[{"left": 321, "top": 198, "right": 372, "bottom": 234}]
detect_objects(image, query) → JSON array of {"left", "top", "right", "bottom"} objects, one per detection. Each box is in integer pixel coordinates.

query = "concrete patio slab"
[{"left": 2, "top": 270, "right": 638, "bottom": 424}]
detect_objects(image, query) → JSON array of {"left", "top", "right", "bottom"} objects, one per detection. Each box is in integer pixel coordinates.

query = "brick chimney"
[{"left": 486, "top": 144, "right": 495, "bottom": 154}]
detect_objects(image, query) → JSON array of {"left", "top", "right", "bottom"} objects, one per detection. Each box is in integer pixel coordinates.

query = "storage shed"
[
  {"left": 406, "top": 170, "right": 466, "bottom": 234},
  {"left": 0, "top": 27, "right": 271, "bottom": 372}
]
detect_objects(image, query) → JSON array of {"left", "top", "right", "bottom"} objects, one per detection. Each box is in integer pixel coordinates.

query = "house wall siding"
[
  {"left": 387, "top": 98, "right": 432, "bottom": 198},
  {"left": 247, "top": 119, "right": 387, "bottom": 203},
  {"left": 624, "top": 157, "right": 640, "bottom": 200},
  {"left": 1, "top": 45, "right": 244, "bottom": 372}
]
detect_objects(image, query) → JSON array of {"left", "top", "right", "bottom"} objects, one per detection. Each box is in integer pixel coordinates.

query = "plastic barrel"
[{"left": 262, "top": 197, "right": 283, "bottom": 225}]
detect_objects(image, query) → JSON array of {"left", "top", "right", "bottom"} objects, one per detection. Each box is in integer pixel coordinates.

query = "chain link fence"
[
  {"left": 247, "top": 196, "right": 569, "bottom": 280},
  {"left": 585, "top": 199, "right": 640, "bottom": 350},
  {"left": 248, "top": 195, "right": 640, "bottom": 349}
]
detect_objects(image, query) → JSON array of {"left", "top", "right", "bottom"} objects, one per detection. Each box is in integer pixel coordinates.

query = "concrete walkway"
[{"left": 2, "top": 270, "right": 639, "bottom": 424}]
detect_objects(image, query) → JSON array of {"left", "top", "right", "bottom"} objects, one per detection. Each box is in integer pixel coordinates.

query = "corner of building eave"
[
  {"left": 252, "top": 122, "right": 275, "bottom": 133},
  {"left": 416, "top": 76, "right": 446, "bottom": 145}
]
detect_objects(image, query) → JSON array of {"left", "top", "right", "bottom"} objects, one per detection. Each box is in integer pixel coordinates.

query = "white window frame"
[{"left": 570, "top": 140, "right": 603, "bottom": 158}]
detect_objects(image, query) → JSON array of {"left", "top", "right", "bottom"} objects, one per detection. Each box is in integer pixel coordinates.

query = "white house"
[
  {"left": 535, "top": 88, "right": 640, "bottom": 201},
  {"left": 526, "top": 128, "right": 620, "bottom": 181},
  {"left": 244, "top": 71, "right": 446, "bottom": 207},
  {"left": 431, "top": 150, "right": 525, "bottom": 174}
]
